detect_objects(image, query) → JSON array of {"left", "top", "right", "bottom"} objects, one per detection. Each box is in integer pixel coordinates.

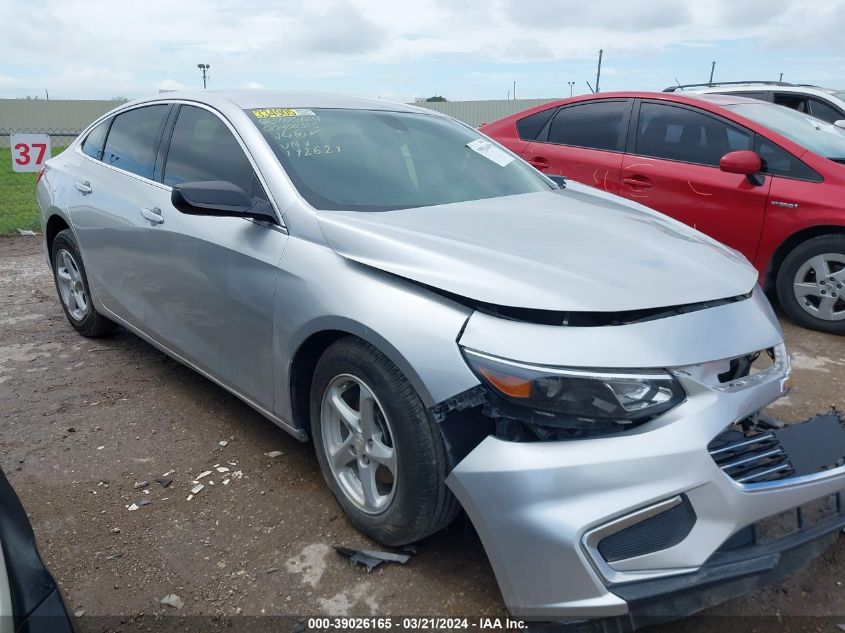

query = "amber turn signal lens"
[{"left": 478, "top": 367, "right": 532, "bottom": 398}]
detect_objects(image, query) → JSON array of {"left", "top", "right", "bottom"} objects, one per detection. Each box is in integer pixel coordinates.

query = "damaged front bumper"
[{"left": 445, "top": 290, "right": 845, "bottom": 624}]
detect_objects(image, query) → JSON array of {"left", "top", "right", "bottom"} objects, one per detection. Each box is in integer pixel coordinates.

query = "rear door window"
[
  {"left": 546, "top": 101, "right": 629, "bottom": 151},
  {"left": 81, "top": 118, "right": 111, "bottom": 160},
  {"left": 102, "top": 105, "right": 170, "bottom": 179},
  {"left": 635, "top": 102, "right": 752, "bottom": 166},
  {"left": 807, "top": 99, "right": 843, "bottom": 124},
  {"left": 163, "top": 105, "right": 267, "bottom": 201},
  {"left": 773, "top": 93, "right": 811, "bottom": 114}
]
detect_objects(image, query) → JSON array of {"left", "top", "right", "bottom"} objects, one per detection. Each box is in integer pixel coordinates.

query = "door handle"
[
  {"left": 527, "top": 156, "right": 550, "bottom": 170},
  {"left": 140, "top": 207, "right": 164, "bottom": 225},
  {"left": 622, "top": 175, "right": 652, "bottom": 189},
  {"left": 74, "top": 180, "right": 92, "bottom": 194}
]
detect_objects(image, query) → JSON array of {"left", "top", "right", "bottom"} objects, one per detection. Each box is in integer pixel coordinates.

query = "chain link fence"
[{"left": 1, "top": 128, "right": 81, "bottom": 234}]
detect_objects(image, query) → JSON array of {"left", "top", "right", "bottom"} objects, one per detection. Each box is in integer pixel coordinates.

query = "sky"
[{"left": 0, "top": 0, "right": 844, "bottom": 103}]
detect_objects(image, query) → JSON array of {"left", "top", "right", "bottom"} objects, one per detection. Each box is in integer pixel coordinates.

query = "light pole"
[
  {"left": 197, "top": 63, "right": 211, "bottom": 89},
  {"left": 568, "top": 81, "right": 575, "bottom": 97}
]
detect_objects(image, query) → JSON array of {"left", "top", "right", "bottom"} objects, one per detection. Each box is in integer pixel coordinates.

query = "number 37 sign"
[{"left": 11, "top": 133, "right": 51, "bottom": 173}]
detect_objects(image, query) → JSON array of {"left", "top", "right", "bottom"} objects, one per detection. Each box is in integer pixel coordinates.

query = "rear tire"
[
  {"left": 776, "top": 234, "right": 845, "bottom": 335},
  {"left": 51, "top": 229, "right": 116, "bottom": 338},
  {"left": 310, "top": 337, "right": 459, "bottom": 545}
]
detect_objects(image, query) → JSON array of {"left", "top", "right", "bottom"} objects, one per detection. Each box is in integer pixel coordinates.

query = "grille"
[
  {"left": 598, "top": 496, "right": 697, "bottom": 562},
  {"left": 708, "top": 429, "right": 794, "bottom": 484}
]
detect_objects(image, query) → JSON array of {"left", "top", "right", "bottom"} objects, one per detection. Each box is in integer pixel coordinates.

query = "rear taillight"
[{"left": 35, "top": 166, "right": 46, "bottom": 186}]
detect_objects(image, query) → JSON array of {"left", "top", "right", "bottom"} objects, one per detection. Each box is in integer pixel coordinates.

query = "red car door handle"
[
  {"left": 622, "top": 175, "right": 652, "bottom": 188},
  {"left": 528, "top": 156, "right": 550, "bottom": 170}
]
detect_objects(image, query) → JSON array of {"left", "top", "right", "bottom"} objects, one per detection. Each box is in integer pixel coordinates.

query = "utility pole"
[
  {"left": 708, "top": 61, "right": 716, "bottom": 85},
  {"left": 568, "top": 81, "right": 575, "bottom": 97},
  {"left": 506, "top": 90, "right": 510, "bottom": 100},
  {"left": 595, "top": 49, "right": 603, "bottom": 93},
  {"left": 197, "top": 63, "right": 211, "bottom": 89},
  {"left": 513, "top": 80, "right": 516, "bottom": 100},
  {"left": 779, "top": 72, "right": 784, "bottom": 82}
]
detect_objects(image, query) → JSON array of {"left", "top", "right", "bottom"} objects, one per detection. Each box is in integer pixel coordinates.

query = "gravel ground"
[{"left": 2, "top": 235, "right": 845, "bottom": 633}]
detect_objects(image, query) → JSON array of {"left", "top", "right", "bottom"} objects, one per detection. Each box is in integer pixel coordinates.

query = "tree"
[{"left": 425, "top": 95, "right": 447, "bottom": 102}]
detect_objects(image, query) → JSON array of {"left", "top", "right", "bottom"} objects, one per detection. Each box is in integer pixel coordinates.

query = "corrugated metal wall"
[
  {"left": 411, "top": 98, "right": 560, "bottom": 127},
  {"left": 0, "top": 97, "right": 559, "bottom": 146},
  {"left": 0, "top": 99, "right": 122, "bottom": 146}
]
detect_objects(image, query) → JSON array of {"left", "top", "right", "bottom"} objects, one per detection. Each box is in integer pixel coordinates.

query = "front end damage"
[{"left": 434, "top": 289, "right": 845, "bottom": 626}]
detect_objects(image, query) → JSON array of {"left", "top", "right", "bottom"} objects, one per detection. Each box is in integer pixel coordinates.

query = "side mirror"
[
  {"left": 171, "top": 181, "right": 277, "bottom": 224},
  {"left": 834, "top": 120, "right": 845, "bottom": 130},
  {"left": 719, "top": 150, "right": 762, "bottom": 176}
]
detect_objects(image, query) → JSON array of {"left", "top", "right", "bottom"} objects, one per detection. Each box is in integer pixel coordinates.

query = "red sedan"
[{"left": 482, "top": 92, "right": 845, "bottom": 334}]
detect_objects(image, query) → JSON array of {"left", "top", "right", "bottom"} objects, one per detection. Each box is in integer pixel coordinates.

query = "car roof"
[
  {"left": 127, "top": 90, "right": 431, "bottom": 114},
  {"left": 690, "top": 84, "right": 838, "bottom": 97}
]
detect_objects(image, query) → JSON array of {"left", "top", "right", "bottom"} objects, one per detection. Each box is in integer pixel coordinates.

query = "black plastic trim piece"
[{"left": 0, "top": 468, "right": 73, "bottom": 631}]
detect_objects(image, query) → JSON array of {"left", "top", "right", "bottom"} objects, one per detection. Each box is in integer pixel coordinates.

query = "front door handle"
[
  {"left": 74, "top": 180, "right": 92, "bottom": 194},
  {"left": 527, "top": 156, "right": 550, "bottom": 170},
  {"left": 622, "top": 175, "right": 653, "bottom": 189},
  {"left": 140, "top": 207, "right": 164, "bottom": 225}
]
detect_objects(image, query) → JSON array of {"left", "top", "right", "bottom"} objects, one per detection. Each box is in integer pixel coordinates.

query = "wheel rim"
[
  {"left": 55, "top": 249, "right": 89, "bottom": 321},
  {"left": 792, "top": 252, "right": 845, "bottom": 322},
  {"left": 320, "top": 374, "right": 398, "bottom": 515}
]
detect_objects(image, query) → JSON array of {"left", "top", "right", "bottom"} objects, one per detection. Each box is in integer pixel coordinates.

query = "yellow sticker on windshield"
[{"left": 252, "top": 108, "right": 315, "bottom": 118}]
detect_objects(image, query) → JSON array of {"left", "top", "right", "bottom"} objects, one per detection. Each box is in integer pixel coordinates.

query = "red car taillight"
[{"left": 35, "top": 166, "right": 46, "bottom": 186}]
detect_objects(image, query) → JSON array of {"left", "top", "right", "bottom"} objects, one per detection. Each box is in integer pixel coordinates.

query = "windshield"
[
  {"left": 724, "top": 102, "right": 845, "bottom": 159},
  {"left": 246, "top": 108, "right": 553, "bottom": 211}
]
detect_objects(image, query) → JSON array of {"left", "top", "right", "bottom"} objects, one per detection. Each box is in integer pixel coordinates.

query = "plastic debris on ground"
[
  {"left": 265, "top": 450, "right": 283, "bottom": 458},
  {"left": 334, "top": 546, "right": 412, "bottom": 572},
  {"left": 16, "top": 229, "right": 37, "bottom": 236},
  {"left": 160, "top": 594, "right": 184, "bottom": 609}
]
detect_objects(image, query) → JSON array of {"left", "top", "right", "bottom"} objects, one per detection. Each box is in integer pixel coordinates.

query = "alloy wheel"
[
  {"left": 55, "top": 249, "right": 89, "bottom": 321},
  {"left": 320, "top": 374, "right": 398, "bottom": 515},
  {"left": 793, "top": 252, "right": 845, "bottom": 321}
]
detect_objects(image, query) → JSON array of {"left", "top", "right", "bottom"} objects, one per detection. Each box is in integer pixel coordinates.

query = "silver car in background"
[{"left": 37, "top": 91, "right": 845, "bottom": 626}]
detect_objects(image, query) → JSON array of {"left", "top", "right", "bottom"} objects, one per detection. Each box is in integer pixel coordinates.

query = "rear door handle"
[
  {"left": 622, "top": 175, "right": 652, "bottom": 189},
  {"left": 74, "top": 180, "right": 92, "bottom": 194},
  {"left": 140, "top": 207, "right": 164, "bottom": 225},
  {"left": 528, "top": 156, "right": 550, "bottom": 170}
]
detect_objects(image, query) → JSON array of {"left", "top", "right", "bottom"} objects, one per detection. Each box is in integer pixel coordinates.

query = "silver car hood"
[{"left": 315, "top": 184, "right": 758, "bottom": 312}]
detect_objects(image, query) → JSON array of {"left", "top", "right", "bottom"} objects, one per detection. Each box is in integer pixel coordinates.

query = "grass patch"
[{"left": 0, "top": 146, "right": 65, "bottom": 235}]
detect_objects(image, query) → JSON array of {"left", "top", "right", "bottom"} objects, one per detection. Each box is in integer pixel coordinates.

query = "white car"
[{"left": 666, "top": 82, "right": 845, "bottom": 126}]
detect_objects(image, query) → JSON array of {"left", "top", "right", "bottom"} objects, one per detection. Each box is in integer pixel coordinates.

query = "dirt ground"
[{"left": 2, "top": 234, "right": 845, "bottom": 633}]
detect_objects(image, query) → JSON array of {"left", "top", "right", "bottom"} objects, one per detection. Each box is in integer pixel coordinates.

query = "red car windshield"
[{"left": 725, "top": 102, "right": 845, "bottom": 160}]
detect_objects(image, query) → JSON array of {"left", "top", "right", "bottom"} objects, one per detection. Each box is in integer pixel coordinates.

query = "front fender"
[{"left": 272, "top": 238, "right": 479, "bottom": 428}]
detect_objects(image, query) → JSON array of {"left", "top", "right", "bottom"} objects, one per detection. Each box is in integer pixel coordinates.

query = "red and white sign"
[{"left": 11, "top": 133, "right": 51, "bottom": 173}]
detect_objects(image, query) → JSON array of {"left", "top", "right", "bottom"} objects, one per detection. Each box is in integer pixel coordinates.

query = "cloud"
[
  {"left": 0, "top": 0, "right": 844, "bottom": 100},
  {"left": 244, "top": 81, "right": 264, "bottom": 89},
  {"left": 156, "top": 78, "right": 189, "bottom": 92},
  {"left": 295, "top": 1, "right": 386, "bottom": 54},
  {"left": 504, "top": 0, "right": 692, "bottom": 31}
]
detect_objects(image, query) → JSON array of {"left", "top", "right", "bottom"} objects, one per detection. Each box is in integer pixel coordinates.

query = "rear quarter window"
[
  {"left": 516, "top": 108, "right": 556, "bottom": 141},
  {"left": 81, "top": 118, "right": 111, "bottom": 161}
]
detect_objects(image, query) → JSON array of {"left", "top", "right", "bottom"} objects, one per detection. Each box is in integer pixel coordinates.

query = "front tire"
[
  {"left": 776, "top": 234, "right": 845, "bottom": 335},
  {"left": 310, "top": 337, "right": 459, "bottom": 545},
  {"left": 51, "top": 229, "right": 116, "bottom": 337}
]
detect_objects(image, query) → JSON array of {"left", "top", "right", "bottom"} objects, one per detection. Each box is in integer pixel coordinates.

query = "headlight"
[{"left": 463, "top": 349, "right": 685, "bottom": 425}]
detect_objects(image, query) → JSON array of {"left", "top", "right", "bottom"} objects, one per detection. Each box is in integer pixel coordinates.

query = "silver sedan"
[{"left": 37, "top": 91, "right": 845, "bottom": 625}]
